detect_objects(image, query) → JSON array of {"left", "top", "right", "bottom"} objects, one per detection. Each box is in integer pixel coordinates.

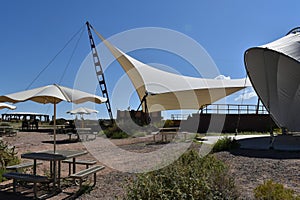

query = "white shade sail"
[
  {"left": 0, "top": 84, "right": 107, "bottom": 152},
  {"left": 0, "top": 103, "right": 16, "bottom": 110},
  {"left": 93, "top": 30, "right": 251, "bottom": 112},
  {"left": 244, "top": 28, "right": 300, "bottom": 131}
]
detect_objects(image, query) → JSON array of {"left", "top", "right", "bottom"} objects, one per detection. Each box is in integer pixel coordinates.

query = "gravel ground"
[{"left": 1, "top": 131, "right": 300, "bottom": 199}]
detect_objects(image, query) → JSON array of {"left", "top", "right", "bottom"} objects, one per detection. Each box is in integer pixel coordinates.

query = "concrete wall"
[{"left": 179, "top": 114, "right": 278, "bottom": 133}]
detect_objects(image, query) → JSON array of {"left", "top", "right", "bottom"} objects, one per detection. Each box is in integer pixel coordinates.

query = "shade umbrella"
[
  {"left": 0, "top": 84, "right": 107, "bottom": 152},
  {"left": 67, "top": 107, "right": 98, "bottom": 115},
  {"left": 67, "top": 107, "right": 98, "bottom": 127},
  {"left": 0, "top": 103, "right": 16, "bottom": 110}
]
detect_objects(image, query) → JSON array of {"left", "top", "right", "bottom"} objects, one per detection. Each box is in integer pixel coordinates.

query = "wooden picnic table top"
[
  {"left": 159, "top": 127, "right": 180, "bottom": 132},
  {"left": 21, "top": 150, "right": 88, "bottom": 161}
]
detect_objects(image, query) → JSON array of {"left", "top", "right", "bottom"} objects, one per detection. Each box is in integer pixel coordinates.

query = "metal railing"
[
  {"left": 198, "top": 104, "right": 269, "bottom": 115},
  {"left": 170, "top": 114, "right": 191, "bottom": 120}
]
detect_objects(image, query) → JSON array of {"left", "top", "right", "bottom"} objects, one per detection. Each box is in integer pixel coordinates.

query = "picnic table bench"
[
  {"left": 6, "top": 161, "right": 43, "bottom": 172},
  {"left": 2, "top": 172, "right": 50, "bottom": 198},
  {"left": 62, "top": 159, "right": 97, "bottom": 175},
  {"left": 69, "top": 165, "right": 105, "bottom": 188}
]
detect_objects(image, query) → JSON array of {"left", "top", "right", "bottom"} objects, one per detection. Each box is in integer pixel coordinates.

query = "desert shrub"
[
  {"left": 0, "top": 122, "right": 10, "bottom": 126},
  {"left": 212, "top": 136, "right": 240, "bottom": 153},
  {"left": 125, "top": 150, "right": 239, "bottom": 200},
  {"left": 103, "top": 123, "right": 129, "bottom": 139},
  {"left": 0, "top": 141, "right": 20, "bottom": 182},
  {"left": 254, "top": 180, "right": 300, "bottom": 200},
  {"left": 49, "top": 118, "right": 66, "bottom": 125},
  {"left": 163, "top": 119, "right": 175, "bottom": 127}
]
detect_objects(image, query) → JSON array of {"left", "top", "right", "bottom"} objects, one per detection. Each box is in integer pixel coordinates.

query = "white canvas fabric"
[
  {"left": 0, "top": 84, "right": 107, "bottom": 104},
  {"left": 0, "top": 103, "right": 16, "bottom": 110},
  {"left": 67, "top": 107, "right": 98, "bottom": 115},
  {"left": 245, "top": 29, "right": 300, "bottom": 131},
  {"left": 94, "top": 30, "right": 251, "bottom": 112}
]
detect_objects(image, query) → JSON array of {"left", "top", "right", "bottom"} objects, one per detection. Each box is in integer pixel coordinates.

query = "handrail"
[{"left": 199, "top": 104, "right": 269, "bottom": 114}]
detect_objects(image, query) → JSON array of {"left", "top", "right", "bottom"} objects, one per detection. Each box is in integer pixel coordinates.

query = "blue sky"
[{"left": 0, "top": 0, "right": 300, "bottom": 119}]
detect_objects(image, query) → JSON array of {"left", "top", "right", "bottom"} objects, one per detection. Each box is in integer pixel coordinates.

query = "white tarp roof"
[
  {"left": 94, "top": 30, "right": 251, "bottom": 112},
  {"left": 245, "top": 28, "right": 300, "bottom": 131}
]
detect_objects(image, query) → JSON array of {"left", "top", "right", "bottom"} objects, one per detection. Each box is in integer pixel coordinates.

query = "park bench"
[
  {"left": 62, "top": 159, "right": 97, "bottom": 175},
  {"left": 69, "top": 165, "right": 105, "bottom": 188},
  {"left": 6, "top": 161, "right": 43, "bottom": 172},
  {"left": 2, "top": 172, "right": 50, "bottom": 198}
]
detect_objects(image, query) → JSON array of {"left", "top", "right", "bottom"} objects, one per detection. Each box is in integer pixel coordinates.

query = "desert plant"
[
  {"left": 103, "top": 123, "right": 129, "bottom": 139},
  {"left": 0, "top": 122, "right": 10, "bottom": 126},
  {"left": 0, "top": 141, "right": 20, "bottom": 182},
  {"left": 254, "top": 179, "right": 300, "bottom": 200},
  {"left": 125, "top": 150, "right": 239, "bottom": 200},
  {"left": 211, "top": 136, "right": 240, "bottom": 153}
]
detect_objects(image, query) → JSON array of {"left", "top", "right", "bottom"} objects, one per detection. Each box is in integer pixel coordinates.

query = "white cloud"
[
  {"left": 214, "top": 75, "right": 231, "bottom": 80},
  {"left": 234, "top": 89, "right": 257, "bottom": 101}
]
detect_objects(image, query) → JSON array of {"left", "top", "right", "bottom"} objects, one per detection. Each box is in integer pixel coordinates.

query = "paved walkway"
[{"left": 202, "top": 134, "right": 300, "bottom": 151}]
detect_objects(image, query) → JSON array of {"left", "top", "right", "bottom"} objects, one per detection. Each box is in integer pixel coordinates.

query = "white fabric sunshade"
[
  {"left": 245, "top": 28, "right": 300, "bottom": 131},
  {"left": 0, "top": 84, "right": 106, "bottom": 153},
  {"left": 67, "top": 107, "right": 98, "bottom": 115},
  {"left": 94, "top": 30, "right": 250, "bottom": 112},
  {"left": 0, "top": 103, "right": 16, "bottom": 110},
  {"left": 0, "top": 84, "right": 107, "bottom": 104}
]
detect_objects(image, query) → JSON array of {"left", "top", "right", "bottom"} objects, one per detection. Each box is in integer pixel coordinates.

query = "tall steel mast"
[{"left": 86, "top": 21, "right": 113, "bottom": 122}]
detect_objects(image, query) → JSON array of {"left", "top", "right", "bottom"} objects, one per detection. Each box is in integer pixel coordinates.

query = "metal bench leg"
[
  {"left": 68, "top": 163, "right": 71, "bottom": 176},
  {"left": 33, "top": 183, "right": 37, "bottom": 199},
  {"left": 58, "top": 161, "right": 61, "bottom": 189},
  {"left": 50, "top": 161, "right": 53, "bottom": 179},
  {"left": 13, "top": 179, "right": 17, "bottom": 193},
  {"left": 79, "top": 179, "right": 82, "bottom": 188},
  {"left": 93, "top": 173, "right": 97, "bottom": 187}
]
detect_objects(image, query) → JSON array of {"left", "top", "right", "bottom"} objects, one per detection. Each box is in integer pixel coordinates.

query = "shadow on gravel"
[
  {"left": 0, "top": 191, "right": 33, "bottom": 200},
  {"left": 229, "top": 148, "right": 300, "bottom": 159},
  {"left": 42, "top": 139, "right": 79, "bottom": 144}
]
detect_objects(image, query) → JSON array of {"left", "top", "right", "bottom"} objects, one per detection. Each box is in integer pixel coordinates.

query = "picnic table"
[
  {"left": 152, "top": 127, "right": 180, "bottom": 142},
  {"left": 3, "top": 149, "right": 105, "bottom": 198},
  {"left": 0, "top": 126, "right": 17, "bottom": 136},
  {"left": 21, "top": 150, "right": 88, "bottom": 189},
  {"left": 76, "top": 128, "right": 96, "bottom": 141}
]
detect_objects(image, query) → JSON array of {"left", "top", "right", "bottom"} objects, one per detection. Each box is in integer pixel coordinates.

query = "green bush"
[
  {"left": 0, "top": 122, "right": 10, "bottom": 126},
  {"left": 103, "top": 123, "right": 129, "bottom": 139},
  {"left": 125, "top": 150, "right": 239, "bottom": 200},
  {"left": 163, "top": 119, "right": 175, "bottom": 128},
  {"left": 254, "top": 180, "right": 300, "bottom": 200},
  {"left": 212, "top": 136, "right": 240, "bottom": 153},
  {"left": 0, "top": 141, "right": 20, "bottom": 182}
]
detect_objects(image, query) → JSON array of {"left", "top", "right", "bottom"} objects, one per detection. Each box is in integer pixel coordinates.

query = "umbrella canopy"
[
  {"left": 245, "top": 28, "right": 300, "bottom": 131},
  {"left": 67, "top": 107, "right": 99, "bottom": 128},
  {"left": 0, "top": 84, "right": 107, "bottom": 152},
  {"left": 66, "top": 107, "right": 98, "bottom": 115},
  {"left": 0, "top": 103, "right": 16, "bottom": 110}
]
